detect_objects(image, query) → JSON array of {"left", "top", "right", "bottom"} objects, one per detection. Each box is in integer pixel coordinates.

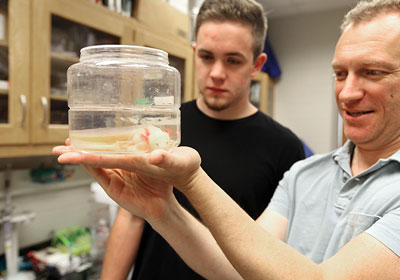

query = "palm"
[
  {"left": 53, "top": 145, "right": 202, "bottom": 219},
  {"left": 86, "top": 166, "right": 173, "bottom": 220}
]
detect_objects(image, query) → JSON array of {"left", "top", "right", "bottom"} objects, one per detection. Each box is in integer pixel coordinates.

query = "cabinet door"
[
  {"left": 0, "top": 0, "right": 30, "bottom": 145},
  {"left": 136, "top": 29, "right": 194, "bottom": 103},
  {"left": 30, "top": 0, "right": 132, "bottom": 144}
]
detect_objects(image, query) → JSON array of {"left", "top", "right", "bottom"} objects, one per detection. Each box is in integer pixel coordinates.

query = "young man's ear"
[
  {"left": 192, "top": 43, "right": 197, "bottom": 52},
  {"left": 251, "top": 53, "right": 267, "bottom": 77}
]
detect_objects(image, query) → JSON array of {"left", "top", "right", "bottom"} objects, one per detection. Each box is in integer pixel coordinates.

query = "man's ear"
[
  {"left": 192, "top": 43, "right": 197, "bottom": 52},
  {"left": 251, "top": 53, "right": 267, "bottom": 77}
]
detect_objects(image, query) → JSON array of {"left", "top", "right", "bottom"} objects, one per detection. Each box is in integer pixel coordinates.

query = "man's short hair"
[
  {"left": 194, "top": 0, "right": 267, "bottom": 61},
  {"left": 342, "top": 0, "right": 400, "bottom": 31}
]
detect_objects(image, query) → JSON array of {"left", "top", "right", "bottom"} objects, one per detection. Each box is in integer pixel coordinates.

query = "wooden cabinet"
[
  {"left": 1, "top": 0, "right": 138, "bottom": 157},
  {"left": 0, "top": 0, "right": 194, "bottom": 157},
  {"left": 30, "top": 0, "right": 135, "bottom": 146}
]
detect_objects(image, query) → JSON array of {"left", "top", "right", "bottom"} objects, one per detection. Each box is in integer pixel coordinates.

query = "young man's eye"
[
  {"left": 227, "top": 58, "right": 241, "bottom": 65},
  {"left": 199, "top": 54, "right": 213, "bottom": 61}
]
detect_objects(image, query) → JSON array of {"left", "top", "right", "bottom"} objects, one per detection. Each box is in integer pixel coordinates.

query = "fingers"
[
  {"left": 56, "top": 151, "right": 87, "bottom": 164},
  {"left": 148, "top": 147, "right": 197, "bottom": 166},
  {"left": 52, "top": 139, "right": 72, "bottom": 156},
  {"left": 52, "top": 146, "right": 73, "bottom": 156},
  {"left": 56, "top": 150, "right": 149, "bottom": 172},
  {"left": 147, "top": 149, "right": 183, "bottom": 172},
  {"left": 53, "top": 142, "right": 201, "bottom": 186},
  {"left": 148, "top": 149, "right": 167, "bottom": 165}
]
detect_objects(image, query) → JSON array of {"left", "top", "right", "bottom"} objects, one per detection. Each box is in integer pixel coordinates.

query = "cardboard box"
[{"left": 133, "top": 0, "right": 190, "bottom": 41}]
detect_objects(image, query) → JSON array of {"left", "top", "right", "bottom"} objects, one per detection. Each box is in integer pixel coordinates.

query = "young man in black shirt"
[{"left": 80, "top": 0, "right": 304, "bottom": 279}]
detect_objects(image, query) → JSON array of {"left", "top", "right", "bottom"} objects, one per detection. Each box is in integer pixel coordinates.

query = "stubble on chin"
[{"left": 203, "top": 96, "right": 230, "bottom": 112}]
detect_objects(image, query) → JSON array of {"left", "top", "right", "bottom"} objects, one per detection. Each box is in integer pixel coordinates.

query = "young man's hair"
[
  {"left": 341, "top": 0, "right": 400, "bottom": 31},
  {"left": 194, "top": 0, "right": 267, "bottom": 61}
]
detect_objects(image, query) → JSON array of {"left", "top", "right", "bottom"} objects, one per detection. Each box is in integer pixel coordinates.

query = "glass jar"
[{"left": 67, "top": 45, "right": 181, "bottom": 154}]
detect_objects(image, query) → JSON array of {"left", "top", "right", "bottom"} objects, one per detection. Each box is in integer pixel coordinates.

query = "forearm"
[
  {"left": 182, "top": 168, "right": 323, "bottom": 280},
  {"left": 53, "top": 144, "right": 400, "bottom": 279},
  {"left": 149, "top": 195, "right": 243, "bottom": 280},
  {"left": 100, "top": 208, "right": 145, "bottom": 280}
]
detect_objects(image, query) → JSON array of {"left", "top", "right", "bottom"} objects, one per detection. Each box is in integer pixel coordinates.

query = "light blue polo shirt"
[{"left": 267, "top": 141, "right": 400, "bottom": 263}]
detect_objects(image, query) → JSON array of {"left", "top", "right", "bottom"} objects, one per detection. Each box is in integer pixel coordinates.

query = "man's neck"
[
  {"left": 351, "top": 142, "right": 400, "bottom": 175},
  {"left": 196, "top": 97, "right": 258, "bottom": 121}
]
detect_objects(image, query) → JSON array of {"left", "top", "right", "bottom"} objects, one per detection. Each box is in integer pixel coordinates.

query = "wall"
[
  {"left": 0, "top": 165, "right": 96, "bottom": 255},
  {"left": 268, "top": 8, "right": 348, "bottom": 154}
]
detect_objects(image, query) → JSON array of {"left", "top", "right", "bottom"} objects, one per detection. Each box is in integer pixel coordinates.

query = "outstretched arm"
[
  {"left": 54, "top": 146, "right": 400, "bottom": 280},
  {"left": 153, "top": 151, "right": 400, "bottom": 280},
  {"left": 53, "top": 145, "right": 242, "bottom": 279}
]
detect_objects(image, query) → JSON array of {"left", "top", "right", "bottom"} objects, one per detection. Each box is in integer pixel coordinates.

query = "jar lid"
[{"left": 80, "top": 45, "right": 169, "bottom": 64}]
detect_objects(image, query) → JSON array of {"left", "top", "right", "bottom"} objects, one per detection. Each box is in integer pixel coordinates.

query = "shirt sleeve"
[
  {"left": 267, "top": 170, "right": 291, "bottom": 219},
  {"left": 365, "top": 206, "right": 400, "bottom": 257}
]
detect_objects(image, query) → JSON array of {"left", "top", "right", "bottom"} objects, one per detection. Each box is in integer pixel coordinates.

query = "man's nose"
[
  {"left": 210, "top": 61, "right": 226, "bottom": 80},
  {"left": 337, "top": 74, "right": 364, "bottom": 103}
]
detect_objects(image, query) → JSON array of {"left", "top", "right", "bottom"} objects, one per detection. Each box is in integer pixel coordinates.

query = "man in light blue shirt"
[
  {"left": 268, "top": 141, "right": 400, "bottom": 263},
  {"left": 54, "top": 0, "right": 400, "bottom": 278}
]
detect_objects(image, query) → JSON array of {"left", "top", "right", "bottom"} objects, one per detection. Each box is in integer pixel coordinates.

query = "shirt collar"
[
  {"left": 332, "top": 141, "right": 353, "bottom": 174},
  {"left": 332, "top": 140, "right": 400, "bottom": 174}
]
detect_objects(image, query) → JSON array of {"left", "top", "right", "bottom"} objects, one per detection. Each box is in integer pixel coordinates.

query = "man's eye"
[
  {"left": 334, "top": 71, "right": 347, "bottom": 81},
  {"left": 365, "top": 69, "right": 383, "bottom": 76},
  {"left": 199, "top": 54, "right": 213, "bottom": 61},
  {"left": 227, "top": 58, "right": 241, "bottom": 65}
]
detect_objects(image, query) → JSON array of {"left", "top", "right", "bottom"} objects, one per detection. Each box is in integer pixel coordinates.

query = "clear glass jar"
[{"left": 67, "top": 45, "right": 181, "bottom": 154}]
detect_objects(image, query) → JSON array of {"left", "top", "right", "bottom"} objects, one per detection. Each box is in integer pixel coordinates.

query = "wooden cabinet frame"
[
  {"left": 251, "top": 72, "right": 274, "bottom": 115},
  {"left": 135, "top": 26, "right": 194, "bottom": 102},
  {"left": 0, "top": 0, "right": 30, "bottom": 146}
]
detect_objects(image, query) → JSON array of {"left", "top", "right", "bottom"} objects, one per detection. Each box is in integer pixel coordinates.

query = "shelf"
[
  {"left": 50, "top": 93, "right": 68, "bottom": 101},
  {"left": 0, "top": 88, "right": 7, "bottom": 94},
  {"left": 0, "top": 165, "right": 94, "bottom": 200},
  {"left": 51, "top": 51, "right": 79, "bottom": 66},
  {"left": 0, "top": 39, "right": 7, "bottom": 47}
]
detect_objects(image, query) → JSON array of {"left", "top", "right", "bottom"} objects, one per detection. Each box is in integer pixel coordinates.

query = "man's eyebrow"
[
  {"left": 197, "top": 48, "right": 212, "bottom": 54},
  {"left": 225, "top": 52, "right": 245, "bottom": 58},
  {"left": 197, "top": 48, "right": 245, "bottom": 59},
  {"left": 332, "top": 60, "right": 397, "bottom": 70},
  {"left": 360, "top": 60, "right": 397, "bottom": 70}
]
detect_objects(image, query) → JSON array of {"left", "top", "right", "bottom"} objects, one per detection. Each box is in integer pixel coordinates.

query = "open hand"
[{"left": 52, "top": 140, "right": 201, "bottom": 220}]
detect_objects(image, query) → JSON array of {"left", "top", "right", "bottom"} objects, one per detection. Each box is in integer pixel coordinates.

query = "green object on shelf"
[
  {"left": 30, "top": 164, "right": 66, "bottom": 183},
  {"left": 136, "top": 97, "right": 150, "bottom": 105},
  {"left": 51, "top": 226, "right": 91, "bottom": 256}
]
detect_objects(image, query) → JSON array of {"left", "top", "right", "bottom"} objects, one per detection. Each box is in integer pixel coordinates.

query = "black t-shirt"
[{"left": 131, "top": 100, "right": 305, "bottom": 279}]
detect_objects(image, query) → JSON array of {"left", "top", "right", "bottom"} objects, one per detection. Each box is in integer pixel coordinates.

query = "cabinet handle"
[
  {"left": 41, "top": 96, "right": 48, "bottom": 127},
  {"left": 19, "top": 94, "right": 27, "bottom": 127}
]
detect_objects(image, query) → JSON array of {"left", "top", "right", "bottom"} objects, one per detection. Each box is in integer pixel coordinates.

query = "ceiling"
[{"left": 256, "top": 0, "right": 359, "bottom": 18}]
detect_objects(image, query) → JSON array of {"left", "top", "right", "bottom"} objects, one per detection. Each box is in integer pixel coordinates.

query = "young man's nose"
[{"left": 209, "top": 61, "right": 227, "bottom": 80}]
